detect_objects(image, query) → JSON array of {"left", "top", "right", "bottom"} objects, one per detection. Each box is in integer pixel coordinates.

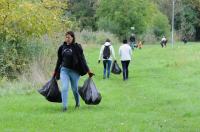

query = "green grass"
[{"left": 1, "top": 42, "right": 200, "bottom": 131}]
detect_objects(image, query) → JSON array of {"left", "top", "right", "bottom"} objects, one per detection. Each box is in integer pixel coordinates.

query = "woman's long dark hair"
[{"left": 66, "top": 31, "right": 75, "bottom": 44}]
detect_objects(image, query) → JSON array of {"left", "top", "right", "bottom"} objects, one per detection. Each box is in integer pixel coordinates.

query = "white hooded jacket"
[
  {"left": 98, "top": 42, "right": 116, "bottom": 61},
  {"left": 119, "top": 43, "right": 132, "bottom": 61}
]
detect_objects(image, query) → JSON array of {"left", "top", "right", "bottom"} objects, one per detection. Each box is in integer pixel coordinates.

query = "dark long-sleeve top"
[
  {"left": 54, "top": 42, "right": 89, "bottom": 76},
  {"left": 130, "top": 36, "right": 136, "bottom": 42}
]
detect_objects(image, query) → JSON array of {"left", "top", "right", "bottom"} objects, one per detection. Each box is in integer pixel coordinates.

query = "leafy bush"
[
  {"left": 140, "top": 29, "right": 157, "bottom": 44},
  {"left": 0, "top": 0, "right": 71, "bottom": 78},
  {"left": 152, "top": 12, "right": 170, "bottom": 39},
  {"left": 0, "top": 39, "right": 41, "bottom": 78},
  {"left": 97, "top": 18, "right": 120, "bottom": 36}
]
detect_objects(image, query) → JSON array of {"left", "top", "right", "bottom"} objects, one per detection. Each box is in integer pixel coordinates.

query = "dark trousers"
[
  {"left": 121, "top": 60, "right": 130, "bottom": 80},
  {"left": 161, "top": 42, "right": 167, "bottom": 48}
]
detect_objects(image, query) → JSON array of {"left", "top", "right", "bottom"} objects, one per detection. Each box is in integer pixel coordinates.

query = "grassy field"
[{"left": 1, "top": 42, "right": 200, "bottom": 131}]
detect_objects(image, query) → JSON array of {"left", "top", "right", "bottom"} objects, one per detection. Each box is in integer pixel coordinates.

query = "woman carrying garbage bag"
[
  {"left": 53, "top": 31, "right": 94, "bottom": 112},
  {"left": 98, "top": 38, "right": 116, "bottom": 79}
]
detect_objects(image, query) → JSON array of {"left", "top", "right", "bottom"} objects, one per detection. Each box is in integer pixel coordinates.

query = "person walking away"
[
  {"left": 129, "top": 33, "right": 136, "bottom": 50},
  {"left": 160, "top": 36, "right": 167, "bottom": 48},
  {"left": 98, "top": 39, "right": 116, "bottom": 79},
  {"left": 119, "top": 39, "right": 132, "bottom": 81},
  {"left": 53, "top": 31, "right": 94, "bottom": 112}
]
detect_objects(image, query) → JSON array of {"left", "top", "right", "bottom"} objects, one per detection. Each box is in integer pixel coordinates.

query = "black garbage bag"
[
  {"left": 78, "top": 78, "right": 102, "bottom": 105},
  {"left": 38, "top": 77, "right": 62, "bottom": 103},
  {"left": 111, "top": 60, "right": 122, "bottom": 74}
]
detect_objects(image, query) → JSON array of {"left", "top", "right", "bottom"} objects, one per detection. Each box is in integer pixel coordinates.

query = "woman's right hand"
[{"left": 88, "top": 71, "right": 95, "bottom": 78}]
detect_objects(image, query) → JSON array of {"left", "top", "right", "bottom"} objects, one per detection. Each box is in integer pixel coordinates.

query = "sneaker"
[{"left": 75, "top": 104, "right": 80, "bottom": 109}]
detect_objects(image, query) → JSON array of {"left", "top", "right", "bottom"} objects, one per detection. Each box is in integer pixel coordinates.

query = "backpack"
[{"left": 103, "top": 45, "right": 111, "bottom": 59}]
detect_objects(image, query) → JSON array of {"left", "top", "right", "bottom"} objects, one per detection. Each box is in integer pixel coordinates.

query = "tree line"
[{"left": 68, "top": 0, "right": 200, "bottom": 41}]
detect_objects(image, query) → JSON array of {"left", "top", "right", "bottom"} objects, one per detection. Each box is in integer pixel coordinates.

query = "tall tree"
[{"left": 97, "top": 0, "right": 170, "bottom": 39}]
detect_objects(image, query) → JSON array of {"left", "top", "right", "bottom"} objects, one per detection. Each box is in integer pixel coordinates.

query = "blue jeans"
[
  {"left": 103, "top": 60, "right": 112, "bottom": 78},
  {"left": 60, "top": 67, "right": 80, "bottom": 108}
]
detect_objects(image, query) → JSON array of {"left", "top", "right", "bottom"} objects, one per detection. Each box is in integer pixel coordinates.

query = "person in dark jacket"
[
  {"left": 182, "top": 37, "right": 187, "bottom": 44},
  {"left": 53, "top": 31, "right": 94, "bottom": 112},
  {"left": 160, "top": 36, "right": 167, "bottom": 48},
  {"left": 129, "top": 34, "right": 136, "bottom": 50}
]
